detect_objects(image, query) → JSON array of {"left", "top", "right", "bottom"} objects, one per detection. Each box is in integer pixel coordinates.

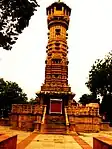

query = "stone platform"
[{"left": 0, "top": 126, "right": 112, "bottom": 149}]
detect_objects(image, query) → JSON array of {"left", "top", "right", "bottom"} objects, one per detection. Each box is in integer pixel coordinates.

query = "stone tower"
[
  {"left": 36, "top": 1, "right": 75, "bottom": 114},
  {"left": 11, "top": 1, "right": 101, "bottom": 134}
]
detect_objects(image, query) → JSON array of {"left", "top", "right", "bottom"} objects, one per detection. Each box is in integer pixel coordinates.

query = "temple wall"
[
  {"left": 67, "top": 103, "right": 102, "bottom": 133},
  {"left": 0, "top": 134, "right": 17, "bottom": 149},
  {"left": 100, "top": 122, "right": 110, "bottom": 131},
  {"left": 3, "top": 103, "right": 110, "bottom": 133},
  {"left": 0, "top": 118, "right": 10, "bottom": 126},
  {"left": 69, "top": 116, "right": 101, "bottom": 132},
  {"left": 11, "top": 104, "right": 44, "bottom": 131}
]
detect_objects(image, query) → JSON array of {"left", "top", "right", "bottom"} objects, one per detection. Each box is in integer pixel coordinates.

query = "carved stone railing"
[
  {"left": 64, "top": 107, "right": 69, "bottom": 134},
  {"left": 41, "top": 105, "right": 47, "bottom": 124},
  {"left": 41, "top": 85, "right": 71, "bottom": 92},
  {"left": 11, "top": 104, "right": 43, "bottom": 114},
  {"left": 67, "top": 105, "right": 99, "bottom": 116},
  {"left": 41, "top": 105, "right": 47, "bottom": 133}
]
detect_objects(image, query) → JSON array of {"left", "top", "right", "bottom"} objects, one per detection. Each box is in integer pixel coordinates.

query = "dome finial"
[{"left": 58, "top": 0, "right": 61, "bottom": 2}]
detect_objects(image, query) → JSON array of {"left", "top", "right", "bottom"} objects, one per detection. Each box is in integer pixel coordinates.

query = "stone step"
[
  {"left": 45, "top": 119, "right": 66, "bottom": 124},
  {"left": 41, "top": 131, "right": 66, "bottom": 135},
  {"left": 45, "top": 121, "right": 66, "bottom": 125},
  {"left": 45, "top": 115, "right": 65, "bottom": 121},
  {"left": 44, "top": 128, "right": 66, "bottom": 131},
  {"left": 44, "top": 124, "right": 66, "bottom": 129},
  {"left": 43, "top": 128, "right": 66, "bottom": 134},
  {"left": 45, "top": 115, "right": 66, "bottom": 124},
  {"left": 43, "top": 114, "right": 67, "bottom": 134}
]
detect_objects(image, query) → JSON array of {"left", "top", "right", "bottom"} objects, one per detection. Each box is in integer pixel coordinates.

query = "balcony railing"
[
  {"left": 41, "top": 105, "right": 47, "bottom": 124},
  {"left": 41, "top": 105, "right": 47, "bottom": 133},
  {"left": 41, "top": 85, "right": 71, "bottom": 92},
  {"left": 65, "top": 107, "right": 69, "bottom": 134}
]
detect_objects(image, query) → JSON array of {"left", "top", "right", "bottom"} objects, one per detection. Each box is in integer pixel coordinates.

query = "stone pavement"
[
  {"left": 0, "top": 126, "right": 31, "bottom": 144},
  {"left": 17, "top": 132, "right": 38, "bottom": 149},
  {"left": 0, "top": 126, "right": 112, "bottom": 149},
  {"left": 25, "top": 134, "right": 82, "bottom": 149}
]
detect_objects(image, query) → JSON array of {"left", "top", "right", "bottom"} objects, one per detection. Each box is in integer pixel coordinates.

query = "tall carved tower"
[{"left": 37, "top": 1, "right": 75, "bottom": 114}]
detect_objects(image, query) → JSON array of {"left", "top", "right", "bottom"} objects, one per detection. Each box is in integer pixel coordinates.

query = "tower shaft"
[
  {"left": 41, "top": 2, "right": 71, "bottom": 93},
  {"left": 36, "top": 2, "right": 75, "bottom": 114}
]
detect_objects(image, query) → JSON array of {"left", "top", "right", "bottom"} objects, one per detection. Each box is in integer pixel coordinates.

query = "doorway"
[{"left": 49, "top": 99, "right": 62, "bottom": 114}]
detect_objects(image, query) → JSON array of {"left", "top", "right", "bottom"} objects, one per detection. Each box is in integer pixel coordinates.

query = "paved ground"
[{"left": 0, "top": 126, "right": 112, "bottom": 149}]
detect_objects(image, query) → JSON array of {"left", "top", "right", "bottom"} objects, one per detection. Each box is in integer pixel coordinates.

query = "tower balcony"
[
  {"left": 48, "top": 37, "right": 67, "bottom": 43},
  {"left": 48, "top": 12, "right": 70, "bottom": 17},
  {"left": 46, "top": 2, "right": 71, "bottom": 19},
  {"left": 47, "top": 15, "right": 70, "bottom": 30},
  {"left": 41, "top": 85, "right": 71, "bottom": 92}
]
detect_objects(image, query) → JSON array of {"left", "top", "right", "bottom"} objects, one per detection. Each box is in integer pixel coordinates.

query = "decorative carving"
[
  {"left": 41, "top": 1, "right": 71, "bottom": 93},
  {"left": 12, "top": 104, "right": 43, "bottom": 115}
]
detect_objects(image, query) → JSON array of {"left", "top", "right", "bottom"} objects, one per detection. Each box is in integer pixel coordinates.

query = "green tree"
[
  {"left": 0, "top": 0, "right": 39, "bottom": 50},
  {"left": 86, "top": 51, "right": 112, "bottom": 121},
  {"left": 0, "top": 78, "right": 28, "bottom": 117},
  {"left": 29, "top": 98, "right": 37, "bottom": 104},
  {"left": 86, "top": 51, "right": 112, "bottom": 97},
  {"left": 79, "top": 94, "right": 99, "bottom": 105},
  {"left": 100, "top": 94, "right": 112, "bottom": 122}
]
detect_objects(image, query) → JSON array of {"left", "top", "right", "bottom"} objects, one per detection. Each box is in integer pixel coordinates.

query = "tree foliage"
[
  {"left": 79, "top": 94, "right": 99, "bottom": 105},
  {"left": 100, "top": 94, "right": 112, "bottom": 122},
  {"left": 86, "top": 51, "right": 112, "bottom": 97},
  {"left": 0, "top": 78, "right": 28, "bottom": 114},
  {"left": 0, "top": 0, "right": 39, "bottom": 50},
  {"left": 86, "top": 51, "right": 112, "bottom": 122},
  {"left": 29, "top": 98, "right": 37, "bottom": 104}
]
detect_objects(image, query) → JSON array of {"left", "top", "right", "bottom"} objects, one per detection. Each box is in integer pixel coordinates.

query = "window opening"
[
  {"left": 52, "top": 59, "right": 61, "bottom": 64},
  {"left": 55, "top": 42, "right": 60, "bottom": 46},
  {"left": 55, "top": 74, "right": 59, "bottom": 78},
  {"left": 55, "top": 47, "right": 60, "bottom": 50},
  {"left": 56, "top": 6, "right": 62, "bottom": 11},
  {"left": 55, "top": 29, "right": 61, "bottom": 35}
]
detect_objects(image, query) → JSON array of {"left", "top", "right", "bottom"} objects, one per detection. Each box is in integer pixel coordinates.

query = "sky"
[{"left": 0, "top": 0, "right": 112, "bottom": 101}]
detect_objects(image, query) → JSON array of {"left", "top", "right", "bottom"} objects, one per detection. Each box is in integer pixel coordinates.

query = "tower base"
[{"left": 36, "top": 91, "right": 75, "bottom": 114}]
